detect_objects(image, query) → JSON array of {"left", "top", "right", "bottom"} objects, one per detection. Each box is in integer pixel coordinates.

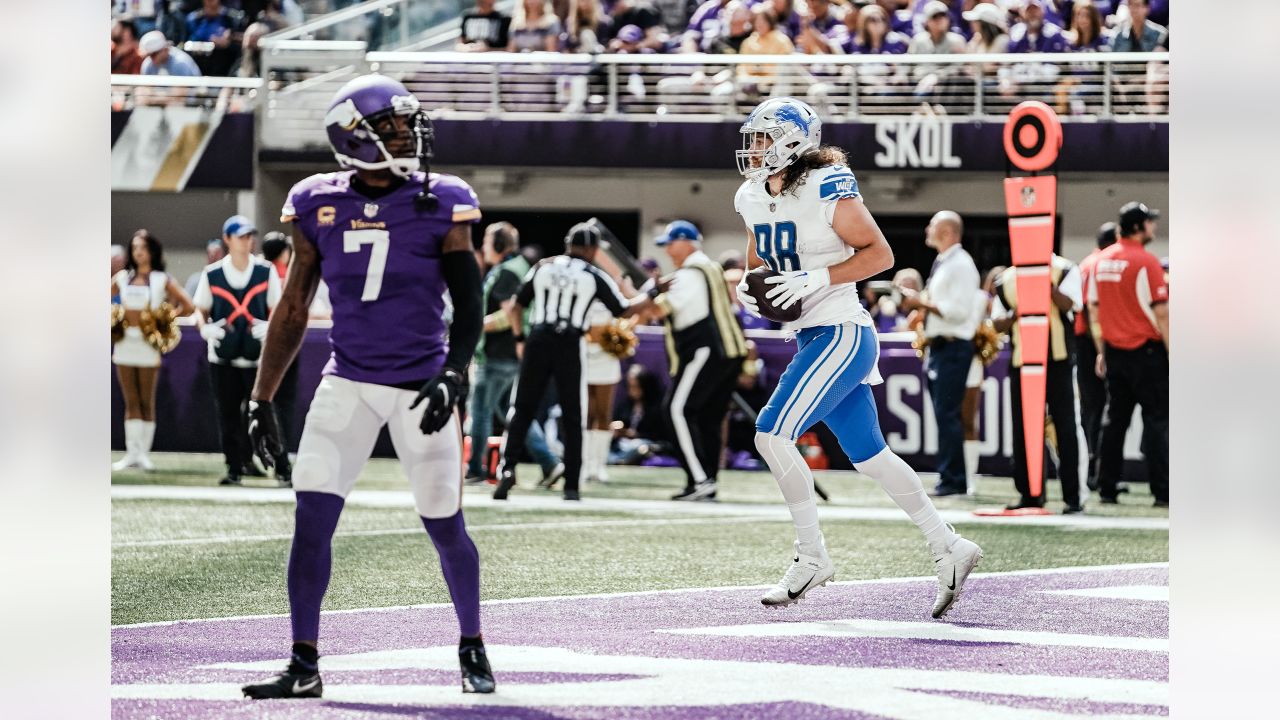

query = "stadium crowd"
[{"left": 112, "top": 0, "right": 1169, "bottom": 78}]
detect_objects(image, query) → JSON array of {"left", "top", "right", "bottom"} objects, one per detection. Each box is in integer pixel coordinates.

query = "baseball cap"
[
  {"left": 223, "top": 215, "right": 258, "bottom": 237},
  {"left": 962, "top": 2, "right": 1007, "bottom": 28},
  {"left": 1021, "top": 0, "right": 1045, "bottom": 9},
  {"left": 1118, "top": 202, "right": 1160, "bottom": 232},
  {"left": 922, "top": 1, "right": 951, "bottom": 18},
  {"left": 1096, "top": 221, "right": 1117, "bottom": 249},
  {"left": 655, "top": 220, "right": 702, "bottom": 246},
  {"left": 138, "top": 30, "right": 168, "bottom": 57},
  {"left": 639, "top": 257, "right": 660, "bottom": 272},
  {"left": 617, "top": 24, "right": 644, "bottom": 44},
  {"left": 565, "top": 222, "right": 602, "bottom": 248}
]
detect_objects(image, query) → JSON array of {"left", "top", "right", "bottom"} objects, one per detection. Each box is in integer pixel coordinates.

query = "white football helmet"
[{"left": 735, "top": 97, "right": 822, "bottom": 182}]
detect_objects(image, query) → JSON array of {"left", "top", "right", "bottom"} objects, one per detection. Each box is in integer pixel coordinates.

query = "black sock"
[
  {"left": 459, "top": 634, "right": 484, "bottom": 651},
  {"left": 290, "top": 642, "right": 319, "bottom": 673}
]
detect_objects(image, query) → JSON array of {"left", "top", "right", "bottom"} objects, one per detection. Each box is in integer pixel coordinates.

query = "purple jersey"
[
  {"left": 1009, "top": 21, "right": 1069, "bottom": 52},
  {"left": 282, "top": 170, "right": 482, "bottom": 387}
]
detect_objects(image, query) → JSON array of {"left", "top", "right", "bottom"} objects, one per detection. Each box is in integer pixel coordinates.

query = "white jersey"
[{"left": 735, "top": 164, "right": 873, "bottom": 331}]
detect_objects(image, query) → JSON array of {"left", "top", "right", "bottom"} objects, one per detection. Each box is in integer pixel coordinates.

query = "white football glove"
[
  {"left": 200, "top": 322, "right": 226, "bottom": 348},
  {"left": 736, "top": 277, "right": 761, "bottom": 317},
  {"left": 764, "top": 268, "right": 831, "bottom": 310},
  {"left": 251, "top": 321, "right": 269, "bottom": 341}
]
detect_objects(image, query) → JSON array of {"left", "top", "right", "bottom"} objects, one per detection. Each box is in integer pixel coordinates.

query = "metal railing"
[
  {"left": 256, "top": 50, "right": 1167, "bottom": 152},
  {"left": 264, "top": 0, "right": 470, "bottom": 52},
  {"left": 110, "top": 75, "right": 264, "bottom": 112}
]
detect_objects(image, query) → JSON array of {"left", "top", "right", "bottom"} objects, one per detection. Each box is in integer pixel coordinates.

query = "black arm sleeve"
[
  {"left": 592, "top": 268, "right": 628, "bottom": 316},
  {"left": 442, "top": 250, "right": 484, "bottom": 375},
  {"left": 515, "top": 269, "right": 537, "bottom": 308}
]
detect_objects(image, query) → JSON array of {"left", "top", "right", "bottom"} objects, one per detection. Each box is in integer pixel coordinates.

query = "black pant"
[
  {"left": 1098, "top": 342, "right": 1169, "bottom": 502},
  {"left": 502, "top": 330, "right": 584, "bottom": 493},
  {"left": 1074, "top": 333, "right": 1106, "bottom": 489},
  {"left": 210, "top": 363, "right": 258, "bottom": 472},
  {"left": 662, "top": 348, "right": 741, "bottom": 490},
  {"left": 1010, "top": 358, "right": 1082, "bottom": 508},
  {"left": 927, "top": 339, "right": 973, "bottom": 492}
]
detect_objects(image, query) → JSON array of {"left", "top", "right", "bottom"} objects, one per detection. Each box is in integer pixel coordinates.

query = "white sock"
[
  {"left": 140, "top": 421, "right": 156, "bottom": 455},
  {"left": 118, "top": 419, "right": 143, "bottom": 464},
  {"left": 855, "top": 446, "right": 959, "bottom": 552},
  {"left": 756, "top": 431, "right": 825, "bottom": 557},
  {"left": 594, "top": 430, "right": 611, "bottom": 479},
  {"left": 963, "top": 441, "right": 980, "bottom": 494},
  {"left": 582, "top": 429, "right": 596, "bottom": 479}
]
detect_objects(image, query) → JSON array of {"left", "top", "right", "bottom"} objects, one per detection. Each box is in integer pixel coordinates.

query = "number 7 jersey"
[
  {"left": 282, "top": 170, "right": 482, "bottom": 387},
  {"left": 735, "top": 164, "right": 873, "bottom": 331}
]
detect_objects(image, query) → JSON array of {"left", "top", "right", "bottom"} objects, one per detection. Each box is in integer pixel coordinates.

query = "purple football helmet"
[{"left": 324, "top": 74, "right": 433, "bottom": 178}]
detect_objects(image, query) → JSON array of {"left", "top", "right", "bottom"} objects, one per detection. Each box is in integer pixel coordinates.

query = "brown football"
[{"left": 743, "top": 266, "right": 802, "bottom": 323}]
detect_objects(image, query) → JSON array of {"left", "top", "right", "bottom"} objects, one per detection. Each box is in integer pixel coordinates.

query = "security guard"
[
  {"left": 653, "top": 221, "right": 748, "bottom": 501},
  {"left": 493, "top": 223, "right": 661, "bottom": 501},
  {"left": 1087, "top": 202, "right": 1169, "bottom": 507},
  {"left": 993, "top": 254, "right": 1085, "bottom": 513}
]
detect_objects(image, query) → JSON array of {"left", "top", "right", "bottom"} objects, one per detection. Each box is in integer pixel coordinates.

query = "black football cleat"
[
  {"left": 459, "top": 645, "right": 496, "bottom": 694},
  {"left": 219, "top": 472, "right": 242, "bottom": 486},
  {"left": 241, "top": 667, "right": 323, "bottom": 699},
  {"left": 492, "top": 468, "right": 516, "bottom": 500}
]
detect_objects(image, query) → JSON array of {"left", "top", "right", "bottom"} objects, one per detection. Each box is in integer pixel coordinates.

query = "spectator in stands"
[
  {"left": 186, "top": 239, "right": 226, "bottom": 299},
  {"left": 233, "top": 21, "right": 270, "bottom": 77},
  {"left": 1109, "top": 0, "right": 1166, "bottom": 51},
  {"left": 254, "top": 0, "right": 304, "bottom": 33},
  {"left": 909, "top": 0, "right": 969, "bottom": 39},
  {"left": 608, "top": 0, "right": 667, "bottom": 52},
  {"left": 877, "top": 0, "right": 916, "bottom": 37},
  {"left": 139, "top": 30, "right": 203, "bottom": 76},
  {"left": 641, "top": 257, "right": 663, "bottom": 283},
  {"left": 1066, "top": 0, "right": 1109, "bottom": 51},
  {"left": 963, "top": 2, "right": 1008, "bottom": 55},
  {"left": 112, "top": 18, "right": 144, "bottom": 74},
  {"left": 795, "top": 0, "right": 848, "bottom": 54},
  {"left": 842, "top": 3, "right": 909, "bottom": 53},
  {"left": 1008, "top": 0, "right": 1068, "bottom": 53},
  {"left": 908, "top": 1, "right": 965, "bottom": 99},
  {"left": 706, "top": 1, "right": 753, "bottom": 53},
  {"left": 682, "top": 0, "right": 732, "bottom": 53},
  {"left": 261, "top": 231, "right": 292, "bottom": 278},
  {"left": 766, "top": 0, "right": 805, "bottom": 40},
  {"left": 185, "top": 0, "right": 246, "bottom": 76},
  {"left": 457, "top": 0, "right": 512, "bottom": 51},
  {"left": 564, "top": 0, "right": 614, "bottom": 52},
  {"left": 509, "top": 0, "right": 563, "bottom": 52},
  {"left": 740, "top": 5, "right": 795, "bottom": 76}
]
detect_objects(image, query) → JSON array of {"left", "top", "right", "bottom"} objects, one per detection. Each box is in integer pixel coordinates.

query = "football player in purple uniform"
[{"left": 240, "top": 75, "right": 495, "bottom": 699}]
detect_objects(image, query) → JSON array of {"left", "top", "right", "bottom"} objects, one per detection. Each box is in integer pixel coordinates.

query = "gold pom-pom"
[
  {"left": 973, "top": 320, "right": 1004, "bottom": 367},
  {"left": 111, "top": 304, "right": 127, "bottom": 344},
  {"left": 140, "top": 303, "right": 182, "bottom": 354},
  {"left": 598, "top": 318, "right": 639, "bottom": 359}
]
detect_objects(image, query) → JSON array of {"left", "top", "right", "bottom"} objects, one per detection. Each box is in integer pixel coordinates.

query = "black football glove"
[
  {"left": 410, "top": 368, "right": 468, "bottom": 435},
  {"left": 247, "top": 400, "right": 284, "bottom": 470}
]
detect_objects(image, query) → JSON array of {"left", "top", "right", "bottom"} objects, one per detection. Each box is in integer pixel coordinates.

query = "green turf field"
[{"left": 111, "top": 453, "right": 1169, "bottom": 626}]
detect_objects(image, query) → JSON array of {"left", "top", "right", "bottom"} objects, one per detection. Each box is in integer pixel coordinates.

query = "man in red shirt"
[
  {"left": 1075, "top": 222, "right": 1116, "bottom": 492},
  {"left": 1086, "top": 202, "right": 1169, "bottom": 507}
]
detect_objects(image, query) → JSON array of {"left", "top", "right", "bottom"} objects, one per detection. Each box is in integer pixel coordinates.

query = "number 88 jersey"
[{"left": 734, "top": 164, "right": 873, "bottom": 330}]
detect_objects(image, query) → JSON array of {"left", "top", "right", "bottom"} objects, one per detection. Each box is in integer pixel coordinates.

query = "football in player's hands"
[{"left": 743, "top": 267, "right": 802, "bottom": 323}]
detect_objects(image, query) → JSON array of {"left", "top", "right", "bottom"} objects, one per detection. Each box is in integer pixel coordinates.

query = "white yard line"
[
  {"left": 112, "top": 561, "right": 1168, "bottom": 629},
  {"left": 113, "top": 515, "right": 769, "bottom": 548},
  {"left": 111, "top": 484, "right": 1170, "bottom": 531}
]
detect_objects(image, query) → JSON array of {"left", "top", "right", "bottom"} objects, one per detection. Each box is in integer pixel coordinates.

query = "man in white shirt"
[
  {"left": 194, "top": 215, "right": 284, "bottom": 487},
  {"left": 900, "top": 210, "right": 980, "bottom": 496},
  {"left": 652, "top": 221, "right": 747, "bottom": 501}
]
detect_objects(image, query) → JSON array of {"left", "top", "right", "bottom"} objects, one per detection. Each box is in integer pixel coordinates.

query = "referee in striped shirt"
[{"left": 493, "top": 222, "right": 663, "bottom": 501}]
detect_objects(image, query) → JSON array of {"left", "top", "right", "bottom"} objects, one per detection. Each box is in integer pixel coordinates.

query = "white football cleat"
[
  {"left": 931, "top": 532, "right": 983, "bottom": 619},
  {"left": 761, "top": 544, "right": 835, "bottom": 607}
]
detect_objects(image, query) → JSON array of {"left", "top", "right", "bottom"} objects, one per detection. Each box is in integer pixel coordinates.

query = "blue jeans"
[
  {"left": 467, "top": 360, "right": 558, "bottom": 477},
  {"left": 926, "top": 338, "right": 974, "bottom": 492}
]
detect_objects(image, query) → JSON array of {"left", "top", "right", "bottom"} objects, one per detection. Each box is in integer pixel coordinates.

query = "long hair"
[
  {"left": 974, "top": 20, "right": 1005, "bottom": 46},
  {"left": 855, "top": 4, "right": 889, "bottom": 48},
  {"left": 125, "top": 229, "right": 165, "bottom": 273},
  {"left": 779, "top": 146, "right": 850, "bottom": 196},
  {"left": 514, "top": 0, "right": 557, "bottom": 30},
  {"left": 1068, "top": 0, "right": 1103, "bottom": 47},
  {"left": 567, "top": 0, "right": 602, "bottom": 38}
]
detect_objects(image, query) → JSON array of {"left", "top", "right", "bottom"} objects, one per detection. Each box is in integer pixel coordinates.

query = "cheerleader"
[
  {"left": 111, "top": 230, "right": 194, "bottom": 471},
  {"left": 961, "top": 265, "right": 1006, "bottom": 493},
  {"left": 583, "top": 300, "right": 621, "bottom": 483}
]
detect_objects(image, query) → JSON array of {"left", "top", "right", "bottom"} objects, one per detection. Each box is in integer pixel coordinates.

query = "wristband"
[{"left": 512, "top": 333, "right": 525, "bottom": 343}]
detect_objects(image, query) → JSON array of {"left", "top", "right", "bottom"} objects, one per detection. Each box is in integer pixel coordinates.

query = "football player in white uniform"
[{"left": 734, "top": 97, "right": 983, "bottom": 618}]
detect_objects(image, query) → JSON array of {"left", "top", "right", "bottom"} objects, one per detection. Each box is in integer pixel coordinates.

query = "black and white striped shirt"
[{"left": 516, "top": 255, "right": 629, "bottom": 334}]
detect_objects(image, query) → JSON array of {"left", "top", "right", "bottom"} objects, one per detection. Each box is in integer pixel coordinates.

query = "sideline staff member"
[
  {"left": 1087, "top": 202, "right": 1169, "bottom": 507},
  {"left": 652, "top": 221, "right": 747, "bottom": 501},
  {"left": 900, "top": 210, "right": 980, "bottom": 497},
  {"left": 493, "top": 222, "right": 662, "bottom": 501}
]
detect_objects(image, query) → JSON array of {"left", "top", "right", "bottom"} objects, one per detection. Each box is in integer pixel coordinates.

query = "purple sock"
[
  {"left": 288, "top": 491, "right": 345, "bottom": 643},
  {"left": 421, "top": 511, "right": 482, "bottom": 638}
]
